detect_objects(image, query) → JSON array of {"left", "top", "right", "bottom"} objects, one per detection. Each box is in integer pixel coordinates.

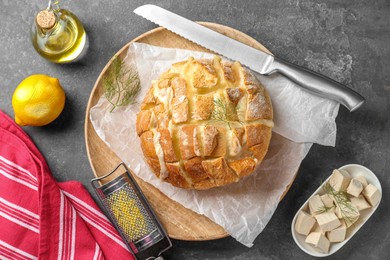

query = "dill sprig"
[
  {"left": 210, "top": 97, "right": 238, "bottom": 129},
  {"left": 322, "top": 182, "right": 359, "bottom": 226},
  {"left": 102, "top": 56, "right": 141, "bottom": 112},
  {"left": 316, "top": 205, "right": 335, "bottom": 215}
]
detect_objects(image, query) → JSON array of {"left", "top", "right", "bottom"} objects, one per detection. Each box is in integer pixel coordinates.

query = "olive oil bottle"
[{"left": 31, "top": 1, "right": 87, "bottom": 63}]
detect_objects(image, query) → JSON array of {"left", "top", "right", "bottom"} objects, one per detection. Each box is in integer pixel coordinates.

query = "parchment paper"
[{"left": 90, "top": 43, "right": 340, "bottom": 247}]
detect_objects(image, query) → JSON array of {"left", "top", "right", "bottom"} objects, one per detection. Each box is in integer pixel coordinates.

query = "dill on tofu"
[{"left": 322, "top": 182, "right": 359, "bottom": 226}]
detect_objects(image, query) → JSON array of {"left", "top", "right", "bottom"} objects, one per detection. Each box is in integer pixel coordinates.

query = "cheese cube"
[
  {"left": 347, "top": 179, "right": 363, "bottom": 197},
  {"left": 314, "top": 212, "right": 341, "bottom": 232},
  {"left": 334, "top": 206, "right": 342, "bottom": 219},
  {"left": 295, "top": 211, "right": 316, "bottom": 235},
  {"left": 305, "top": 232, "right": 330, "bottom": 253},
  {"left": 329, "top": 169, "right": 352, "bottom": 191},
  {"left": 320, "top": 194, "right": 334, "bottom": 208},
  {"left": 334, "top": 203, "right": 360, "bottom": 227},
  {"left": 327, "top": 220, "right": 346, "bottom": 242},
  {"left": 350, "top": 195, "right": 371, "bottom": 211},
  {"left": 308, "top": 195, "right": 325, "bottom": 215},
  {"left": 312, "top": 222, "right": 326, "bottom": 235},
  {"left": 362, "top": 184, "right": 381, "bottom": 206},
  {"left": 354, "top": 175, "right": 368, "bottom": 188}
]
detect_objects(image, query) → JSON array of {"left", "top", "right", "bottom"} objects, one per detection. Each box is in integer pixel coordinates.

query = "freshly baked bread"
[{"left": 136, "top": 56, "right": 273, "bottom": 189}]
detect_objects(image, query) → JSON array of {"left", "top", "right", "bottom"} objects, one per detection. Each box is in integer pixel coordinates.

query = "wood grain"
[{"left": 85, "top": 22, "right": 295, "bottom": 241}]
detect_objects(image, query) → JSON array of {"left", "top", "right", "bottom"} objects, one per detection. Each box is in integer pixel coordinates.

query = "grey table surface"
[{"left": 1, "top": 0, "right": 389, "bottom": 259}]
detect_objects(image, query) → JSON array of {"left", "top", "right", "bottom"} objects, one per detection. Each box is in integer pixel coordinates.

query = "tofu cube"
[
  {"left": 354, "top": 175, "right": 368, "bottom": 188},
  {"left": 295, "top": 211, "right": 316, "bottom": 235},
  {"left": 327, "top": 220, "right": 347, "bottom": 242},
  {"left": 350, "top": 195, "right": 371, "bottom": 211},
  {"left": 334, "top": 206, "right": 342, "bottom": 219},
  {"left": 314, "top": 212, "right": 341, "bottom": 232},
  {"left": 320, "top": 194, "right": 334, "bottom": 208},
  {"left": 329, "top": 169, "right": 352, "bottom": 191},
  {"left": 347, "top": 179, "right": 363, "bottom": 197},
  {"left": 309, "top": 195, "right": 325, "bottom": 215},
  {"left": 334, "top": 203, "right": 360, "bottom": 227},
  {"left": 305, "top": 232, "right": 330, "bottom": 253},
  {"left": 362, "top": 184, "right": 381, "bottom": 206},
  {"left": 312, "top": 222, "right": 326, "bottom": 235}
]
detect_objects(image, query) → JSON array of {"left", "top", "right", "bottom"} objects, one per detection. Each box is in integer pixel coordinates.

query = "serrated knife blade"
[{"left": 134, "top": 4, "right": 365, "bottom": 111}]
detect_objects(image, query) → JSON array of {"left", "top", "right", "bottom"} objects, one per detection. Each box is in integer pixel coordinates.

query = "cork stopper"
[{"left": 36, "top": 10, "right": 56, "bottom": 29}]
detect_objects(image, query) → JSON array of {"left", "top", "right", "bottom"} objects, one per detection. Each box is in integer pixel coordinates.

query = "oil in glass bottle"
[{"left": 31, "top": 0, "right": 87, "bottom": 63}]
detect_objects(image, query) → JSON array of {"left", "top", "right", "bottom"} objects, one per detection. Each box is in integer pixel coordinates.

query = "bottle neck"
[
  {"left": 47, "top": 0, "right": 61, "bottom": 13},
  {"left": 36, "top": 10, "right": 57, "bottom": 30}
]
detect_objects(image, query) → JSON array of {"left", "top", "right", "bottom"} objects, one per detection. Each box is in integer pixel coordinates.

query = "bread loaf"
[{"left": 136, "top": 56, "right": 273, "bottom": 189}]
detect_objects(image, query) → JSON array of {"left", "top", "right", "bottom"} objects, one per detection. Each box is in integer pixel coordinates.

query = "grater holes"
[{"left": 104, "top": 184, "right": 158, "bottom": 242}]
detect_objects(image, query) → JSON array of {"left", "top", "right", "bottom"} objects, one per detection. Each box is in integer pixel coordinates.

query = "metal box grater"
[{"left": 91, "top": 163, "right": 172, "bottom": 260}]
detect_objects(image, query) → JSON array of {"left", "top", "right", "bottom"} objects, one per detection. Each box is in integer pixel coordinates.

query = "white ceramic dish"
[{"left": 291, "top": 164, "right": 382, "bottom": 257}]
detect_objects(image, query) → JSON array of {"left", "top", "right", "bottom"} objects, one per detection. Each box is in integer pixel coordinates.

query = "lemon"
[{"left": 12, "top": 74, "right": 65, "bottom": 126}]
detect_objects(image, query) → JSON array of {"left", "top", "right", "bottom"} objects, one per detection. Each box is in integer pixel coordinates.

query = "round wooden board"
[{"left": 85, "top": 22, "right": 297, "bottom": 241}]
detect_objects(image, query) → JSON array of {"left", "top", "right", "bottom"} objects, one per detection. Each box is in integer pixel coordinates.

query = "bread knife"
[{"left": 134, "top": 4, "right": 365, "bottom": 111}]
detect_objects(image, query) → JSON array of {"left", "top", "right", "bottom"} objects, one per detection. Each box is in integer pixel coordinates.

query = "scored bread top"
[{"left": 136, "top": 56, "right": 273, "bottom": 189}]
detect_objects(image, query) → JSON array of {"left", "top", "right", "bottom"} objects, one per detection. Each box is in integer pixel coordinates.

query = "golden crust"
[
  {"left": 165, "top": 163, "right": 191, "bottom": 188},
  {"left": 136, "top": 110, "right": 153, "bottom": 136},
  {"left": 191, "top": 59, "right": 218, "bottom": 89},
  {"left": 243, "top": 70, "right": 260, "bottom": 87},
  {"left": 171, "top": 77, "right": 187, "bottom": 97},
  {"left": 157, "top": 129, "right": 178, "bottom": 163},
  {"left": 193, "top": 178, "right": 217, "bottom": 190},
  {"left": 246, "top": 89, "right": 273, "bottom": 120},
  {"left": 178, "top": 125, "right": 197, "bottom": 160},
  {"left": 158, "top": 78, "right": 170, "bottom": 89},
  {"left": 221, "top": 62, "right": 237, "bottom": 82},
  {"left": 183, "top": 157, "right": 209, "bottom": 183},
  {"left": 141, "top": 87, "right": 157, "bottom": 110},
  {"left": 232, "top": 127, "right": 245, "bottom": 145},
  {"left": 226, "top": 87, "right": 244, "bottom": 105},
  {"left": 210, "top": 127, "right": 227, "bottom": 157},
  {"left": 202, "top": 158, "right": 238, "bottom": 187},
  {"left": 152, "top": 104, "right": 169, "bottom": 129},
  {"left": 193, "top": 126, "right": 202, "bottom": 157},
  {"left": 140, "top": 131, "right": 158, "bottom": 160},
  {"left": 202, "top": 125, "right": 219, "bottom": 156},
  {"left": 172, "top": 96, "right": 188, "bottom": 124},
  {"left": 249, "top": 128, "right": 272, "bottom": 162},
  {"left": 228, "top": 158, "right": 257, "bottom": 178},
  {"left": 193, "top": 95, "right": 214, "bottom": 120},
  {"left": 137, "top": 56, "right": 273, "bottom": 189},
  {"left": 146, "top": 158, "right": 161, "bottom": 178},
  {"left": 250, "top": 143, "right": 270, "bottom": 162},
  {"left": 245, "top": 124, "right": 272, "bottom": 148}
]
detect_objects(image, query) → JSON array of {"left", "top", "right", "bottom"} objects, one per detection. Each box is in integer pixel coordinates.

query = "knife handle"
[{"left": 267, "top": 57, "right": 365, "bottom": 111}]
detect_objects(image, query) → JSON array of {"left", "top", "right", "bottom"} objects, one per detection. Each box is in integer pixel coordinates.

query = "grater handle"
[{"left": 91, "top": 163, "right": 125, "bottom": 187}]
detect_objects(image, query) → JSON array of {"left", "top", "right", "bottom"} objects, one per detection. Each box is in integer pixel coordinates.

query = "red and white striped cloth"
[{"left": 0, "top": 110, "right": 135, "bottom": 260}]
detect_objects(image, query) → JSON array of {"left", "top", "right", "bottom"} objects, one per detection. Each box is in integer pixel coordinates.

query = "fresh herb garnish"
[
  {"left": 102, "top": 56, "right": 141, "bottom": 112},
  {"left": 210, "top": 97, "right": 238, "bottom": 129},
  {"left": 322, "top": 182, "right": 359, "bottom": 226},
  {"left": 316, "top": 205, "right": 335, "bottom": 214}
]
